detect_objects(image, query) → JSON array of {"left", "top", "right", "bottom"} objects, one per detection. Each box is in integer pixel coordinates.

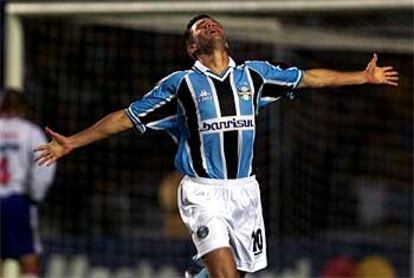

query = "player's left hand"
[{"left": 364, "top": 53, "right": 399, "bottom": 86}]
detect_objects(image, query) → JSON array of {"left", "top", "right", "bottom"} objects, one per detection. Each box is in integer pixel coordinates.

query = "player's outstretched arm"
[
  {"left": 298, "top": 53, "right": 399, "bottom": 88},
  {"left": 34, "top": 110, "right": 133, "bottom": 166}
]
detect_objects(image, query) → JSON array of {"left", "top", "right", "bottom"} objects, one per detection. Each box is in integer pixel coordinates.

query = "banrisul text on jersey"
[{"left": 199, "top": 116, "right": 254, "bottom": 134}]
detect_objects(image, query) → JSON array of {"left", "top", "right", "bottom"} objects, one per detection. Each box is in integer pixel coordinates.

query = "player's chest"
[{"left": 189, "top": 76, "right": 255, "bottom": 120}]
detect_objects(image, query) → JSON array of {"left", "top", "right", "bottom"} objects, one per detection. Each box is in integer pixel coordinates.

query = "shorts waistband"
[{"left": 185, "top": 175, "right": 257, "bottom": 186}]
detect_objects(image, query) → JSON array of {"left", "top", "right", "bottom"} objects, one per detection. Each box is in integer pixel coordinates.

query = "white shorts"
[{"left": 177, "top": 175, "right": 267, "bottom": 273}]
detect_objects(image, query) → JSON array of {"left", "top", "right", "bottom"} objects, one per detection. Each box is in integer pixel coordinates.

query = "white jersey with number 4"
[{"left": 0, "top": 117, "right": 55, "bottom": 201}]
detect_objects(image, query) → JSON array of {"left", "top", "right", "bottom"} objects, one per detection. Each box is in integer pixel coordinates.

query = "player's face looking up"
[
  {"left": 191, "top": 18, "right": 224, "bottom": 40},
  {"left": 188, "top": 17, "right": 228, "bottom": 58}
]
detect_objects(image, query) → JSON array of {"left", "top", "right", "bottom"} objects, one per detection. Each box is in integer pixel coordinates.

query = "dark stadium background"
[{"left": 1, "top": 2, "right": 412, "bottom": 277}]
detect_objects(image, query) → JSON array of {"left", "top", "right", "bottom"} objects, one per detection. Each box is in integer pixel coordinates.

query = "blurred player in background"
[
  {"left": 34, "top": 14, "right": 398, "bottom": 278},
  {"left": 0, "top": 89, "right": 56, "bottom": 278}
]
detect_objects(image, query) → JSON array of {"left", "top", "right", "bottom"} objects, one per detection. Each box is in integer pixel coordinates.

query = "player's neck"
[{"left": 197, "top": 50, "right": 230, "bottom": 75}]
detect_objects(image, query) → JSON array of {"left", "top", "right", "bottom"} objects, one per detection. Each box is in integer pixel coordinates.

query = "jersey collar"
[{"left": 193, "top": 58, "right": 236, "bottom": 81}]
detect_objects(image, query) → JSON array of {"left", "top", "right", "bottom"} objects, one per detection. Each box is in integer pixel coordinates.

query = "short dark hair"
[{"left": 0, "top": 88, "right": 33, "bottom": 120}]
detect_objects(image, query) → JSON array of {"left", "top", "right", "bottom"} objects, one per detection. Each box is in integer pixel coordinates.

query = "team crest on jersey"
[
  {"left": 238, "top": 85, "right": 252, "bottom": 101},
  {"left": 196, "top": 226, "right": 209, "bottom": 239},
  {"left": 198, "top": 90, "right": 213, "bottom": 102}
]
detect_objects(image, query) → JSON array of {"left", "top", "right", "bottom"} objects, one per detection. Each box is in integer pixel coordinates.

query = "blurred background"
[{"left": 1, "top": 0, "right": 412, "bottom": 277}]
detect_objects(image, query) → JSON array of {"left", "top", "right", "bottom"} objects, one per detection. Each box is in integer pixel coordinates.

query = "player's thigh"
[{"left": 202, "top": 247, "right": 238, "bottom": 278}]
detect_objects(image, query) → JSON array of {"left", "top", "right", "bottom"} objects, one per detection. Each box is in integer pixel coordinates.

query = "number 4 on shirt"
[{"left": 0, "top": 155, "right": 11, "bottom": 185}]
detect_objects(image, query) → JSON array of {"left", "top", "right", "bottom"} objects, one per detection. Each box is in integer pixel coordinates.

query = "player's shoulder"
[
  {"left": 243, "top": 60, "right": 300, "bottom": 76},
  {"left": 21, "top": 118, "right": 41, "bottom": 129},
  {"left": 242, "top": 60, "right": 273, "bottom": 71},
  {"left": 243, "top": 60, "right": 269, "bottom": 66},
  {"left": 240, "top": 60, "right": 276, "bottom": 77},
  {"left": 244, "top": 60, "right": 294, "bottom": 69},
  {"left": 2, "top": 117, "right": 34, "bottom": 129},
  {"left": 18, "top": 118, "right": 45, "bottom": 135},
  {"left": 0, "top": 117, "right": 44, "bottom": 139},
  {"left": 158, "top": 70, "right": 191, "bottom": 86}
]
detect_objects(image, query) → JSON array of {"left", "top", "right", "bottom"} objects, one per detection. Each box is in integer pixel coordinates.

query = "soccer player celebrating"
[
  {"left": 1, "top": 89, "right": 56, "bottom": 278},
  {"left": 35, "top": 14, "right": 398, "bottom": 278}
]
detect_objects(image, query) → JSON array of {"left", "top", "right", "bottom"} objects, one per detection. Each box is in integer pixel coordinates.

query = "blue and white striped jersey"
[{"left": 126, "top": 58, "right": 303, "bottom": 179}]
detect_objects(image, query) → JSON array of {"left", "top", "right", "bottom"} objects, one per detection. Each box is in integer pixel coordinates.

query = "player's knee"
[
  {"left": 202, "top": 247, "right": 239, "bottom": 278},
  {"left": 238, "top": 270, "right": 246, "bottom": 278},
  {"left": 207, "top": 266, "right": 238, "bottom": 278}
]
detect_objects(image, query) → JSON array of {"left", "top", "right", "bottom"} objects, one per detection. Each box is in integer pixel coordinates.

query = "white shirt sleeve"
[{"left": 28, "top": 125, "right": 56, "bottom": 202}]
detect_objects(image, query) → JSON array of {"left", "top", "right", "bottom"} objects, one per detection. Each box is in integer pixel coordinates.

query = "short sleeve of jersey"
[
  {"left": 246, "top": 61, "right": 303, "bottom": 108},
  {"left": 125, "top": 71, "right": 186, "bottom": 134}
]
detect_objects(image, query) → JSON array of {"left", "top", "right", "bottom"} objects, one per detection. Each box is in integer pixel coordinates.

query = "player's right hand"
[{"left": 34, "top": 127, "right": 74, "bottom": 166}]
